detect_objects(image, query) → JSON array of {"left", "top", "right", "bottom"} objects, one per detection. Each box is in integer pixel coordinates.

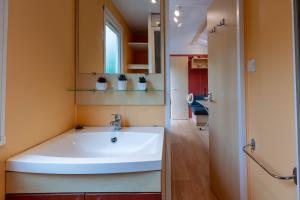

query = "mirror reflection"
[{"left": 78, "top": 0, "right": 162, "bottom": 74}]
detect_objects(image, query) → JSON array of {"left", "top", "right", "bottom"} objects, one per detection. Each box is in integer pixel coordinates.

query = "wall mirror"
[
  {"left": 78, "top": 0, "right": 163, "bottom": 74},
  {"left": 76, "top": 0, "right": 164, "bottom": 105}
]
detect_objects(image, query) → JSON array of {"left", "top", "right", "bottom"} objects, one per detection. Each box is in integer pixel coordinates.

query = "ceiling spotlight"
[
  {"left": 177, "top": 22, "right": 183, "bottom": 28},
  {"left": 151, "top": 0, "right": 157, "bottom": 4},
  {"left": 173, "top": 17, "right": 178, "bottom": 23},
  {"left": 174, "top": 7, "right": 180, "bottom": 17}
]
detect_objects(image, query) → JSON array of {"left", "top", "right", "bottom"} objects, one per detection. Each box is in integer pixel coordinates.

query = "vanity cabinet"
[
  {"left": 6, "top": 193, "right": 85, "bottom": 200},
  {"left": 6, "top": 193, "right": 162, "bottom": 200},
  {"left": 85, "top": 193, "right": 162, "bottom": 200}
]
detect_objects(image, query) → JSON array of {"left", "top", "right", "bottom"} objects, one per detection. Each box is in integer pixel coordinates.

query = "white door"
[
  {"left": 208, "top": 0, "right": 241, "bottom": 199},
  {"left": 170, "top": 56, "right": 189, "bottom": 120}
]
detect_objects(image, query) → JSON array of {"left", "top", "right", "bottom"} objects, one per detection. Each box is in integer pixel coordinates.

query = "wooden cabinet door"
[
  {"left": 6, "top": 193, "right": 85, "bottom": 200},
  {"left": 85, "top": 193, "right": 162, "bottom": 200}
]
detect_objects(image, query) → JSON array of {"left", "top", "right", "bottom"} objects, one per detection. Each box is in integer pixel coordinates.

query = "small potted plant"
[
  {"left": 138, "top": 76, "right": 147, "bottom": 90},
  {"left": 118, "top": 74, "right": 127, "bottom": 90},
  {"left": 96, "top": 77, "right": 107, "bottom": 91}
]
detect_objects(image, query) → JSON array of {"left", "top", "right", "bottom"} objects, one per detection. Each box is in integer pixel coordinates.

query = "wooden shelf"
[
  {"left": 191, "top": 57, "right": 208, "bottom": 69},
  {"left": 128, "top": 42, "right": 148, "bottom": 50},
  {"left": 128, "top": 64, "right": 148, "bottom": 70},
  {"left": 68, "top": 88, "right": 164, "bottom": 92}
]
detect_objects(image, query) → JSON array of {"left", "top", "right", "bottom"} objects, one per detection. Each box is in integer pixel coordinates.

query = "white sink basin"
[{"left": 6, "top": 127, "right": 164, "bottom": 174}]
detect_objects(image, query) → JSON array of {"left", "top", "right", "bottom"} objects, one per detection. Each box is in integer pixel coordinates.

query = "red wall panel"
[{"left": 188, "top": 56, "right": 208, "bottom": 118}]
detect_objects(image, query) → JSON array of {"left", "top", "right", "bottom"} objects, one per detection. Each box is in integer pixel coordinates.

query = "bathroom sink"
[
  {"left": 6, "top": 127, "right": 164, "bottom": 174},
  {"left": 37, "top": 130, "right": 161, "bottom": 158}
]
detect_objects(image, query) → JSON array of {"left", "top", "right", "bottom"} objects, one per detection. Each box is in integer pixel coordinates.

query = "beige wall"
[
  {"left": 0, "top": 0, "right": 76, "bottom": 199},
  {"left": 245, "top": 0, "right": 297, "bottom": 199}
]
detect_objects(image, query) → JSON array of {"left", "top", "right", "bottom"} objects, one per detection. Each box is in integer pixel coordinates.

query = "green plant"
[
  {"left": 118, "top": 74, "right": 127, "bottom": 81},
  {"left": 97, "top": 77, "right": 107, "bottom": 83},
  {"left": 139, "top": 77, "right": 147, "bottom": 83}
]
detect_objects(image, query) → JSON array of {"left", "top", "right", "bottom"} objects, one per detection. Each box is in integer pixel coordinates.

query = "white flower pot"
[
  {"left": 138, "top": 82, "right": 147, "bottom": 90},
  {"left": 118, "top": 80, "right": 127, "bottom": 90},
  {"left": 96, "top": 82, "right": 107, "bottom": 91}
]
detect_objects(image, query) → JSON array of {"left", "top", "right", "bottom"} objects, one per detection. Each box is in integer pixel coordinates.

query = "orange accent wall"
[
  {"left": 245, "top": 0, "right": 297, "bottom": 199},
  {"left": 0, "top": 0, "right": 76, "bottom": 199},
  {"left": 77, "top": 105, "right": 166, "bottom": 127}
]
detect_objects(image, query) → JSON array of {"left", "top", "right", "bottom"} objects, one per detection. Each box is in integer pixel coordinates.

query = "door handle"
[{"left": 208, "top": 92, "right": 213, "bottom": 102}]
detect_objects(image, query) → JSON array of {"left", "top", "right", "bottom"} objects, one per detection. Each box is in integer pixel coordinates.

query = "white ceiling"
[
  {"left": 169, "top": 0, "right": 212, "bottom": 54},
  {"left": 112, "top": 0, "right": 160, "bottom": 32}
]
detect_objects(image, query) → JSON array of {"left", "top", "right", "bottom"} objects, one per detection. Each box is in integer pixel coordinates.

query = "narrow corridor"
[{"left": 171, "top": 120, "right": 217, "bottom": 200}]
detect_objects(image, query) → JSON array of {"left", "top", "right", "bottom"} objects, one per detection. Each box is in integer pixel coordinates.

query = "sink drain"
[{"left": 111, "top": 137, "right": 118, "bottom": 143}]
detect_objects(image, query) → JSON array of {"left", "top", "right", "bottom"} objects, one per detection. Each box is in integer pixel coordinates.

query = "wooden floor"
[{"left": 170, "top": 120, "right": 217, "bottom": 200}]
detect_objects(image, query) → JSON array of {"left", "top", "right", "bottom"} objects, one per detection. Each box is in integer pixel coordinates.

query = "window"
[
  {"left": 0, "top": 0, "right": 7, "bottom": 145},
  {"left": 104, "top": 9, "right": 122, "bottom": 73}
]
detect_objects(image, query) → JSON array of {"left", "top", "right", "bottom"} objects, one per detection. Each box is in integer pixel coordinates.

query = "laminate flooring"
[{"left": 170, "top": 120, "right": 217, "bottom": 200}]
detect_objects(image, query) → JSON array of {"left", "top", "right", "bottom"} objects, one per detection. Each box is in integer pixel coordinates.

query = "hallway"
[{"left": 170, "top": 120, "right": 217, "bottom": 200}]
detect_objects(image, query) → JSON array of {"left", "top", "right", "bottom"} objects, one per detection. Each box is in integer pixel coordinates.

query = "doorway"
[
  {"left": 166, "top": 0, "right": 247, "bottom": 199},
  {"left": 170, "top": 55, "right": 208, "bottom": 121},
  {"left": 167, "top": 0, "right": 300, "bottom": 199},
  {"left": 167, "top": 0, "right": 214, "bottom": 199}
]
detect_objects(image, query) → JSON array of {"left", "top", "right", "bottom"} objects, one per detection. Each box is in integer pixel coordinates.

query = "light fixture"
[
  {"left": 173, "top": 5, "right": 182, "bottom": 26},
  {"left": 173, "top": 17, "right": 178, "bottom": 23},
  {"left": 151, "top": 0, "right": 157, "bottom": 4},
  {"left": 174, "top": 6, "right": 180, "bottom": 17}
]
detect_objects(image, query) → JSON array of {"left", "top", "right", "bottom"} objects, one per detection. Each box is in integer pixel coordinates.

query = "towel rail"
[{"left": 243, "top": 139, "right": 297, "bottom": 185}]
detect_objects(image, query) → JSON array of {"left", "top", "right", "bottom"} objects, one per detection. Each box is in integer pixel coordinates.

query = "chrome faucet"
[{"left": 110, "top": 114, "right": 122, "bottom": 131}]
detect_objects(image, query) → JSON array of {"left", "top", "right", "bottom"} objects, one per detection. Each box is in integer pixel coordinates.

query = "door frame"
[
  {"left": 164, "top": 1, "right": 172, "bottom": 199},
  {"left": 236, "top": 0, "right": 248, "bottom": 199},
  {"left": 165, "top": 0, "right": 247, "bottom": 199},
  {"left": 292, "top": 0, "right": 300, "bottom": 198},
  {"left": 0, "top": 0, "right": 7, "bottom": 146}
]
